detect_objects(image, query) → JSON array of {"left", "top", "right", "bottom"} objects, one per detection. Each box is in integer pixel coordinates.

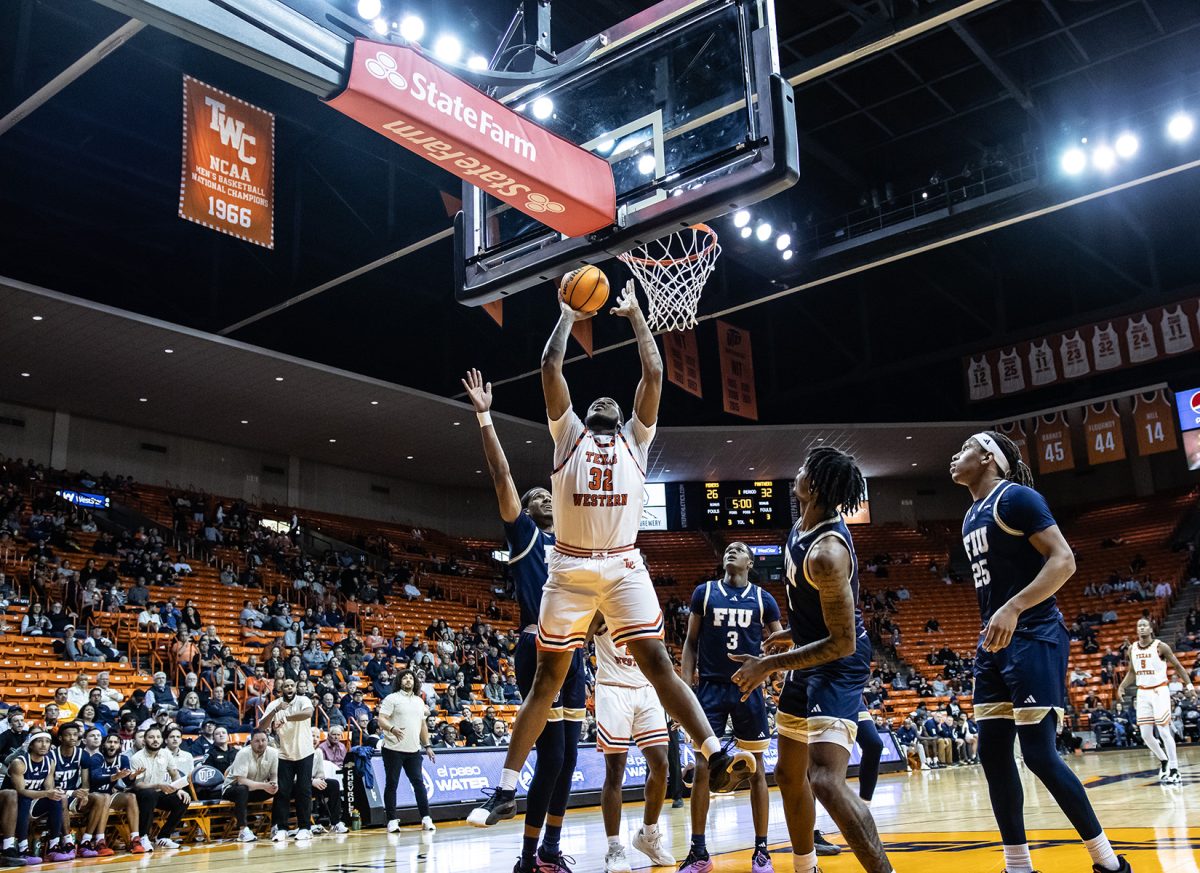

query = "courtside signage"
[
  {"left": 327, "top": 41, "right": 616, "bottom": 238},
  {"left": 179, "top": 76, "right": 275, "bottom": 249}
]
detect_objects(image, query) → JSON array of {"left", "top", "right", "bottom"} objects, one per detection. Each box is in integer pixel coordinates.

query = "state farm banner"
[
  {"left": 963, "top": 297, "right": 1199, "bottom": 401},
  {"left": 716, "top": 321, "right": 757, "bottom": 420},
  {"left": 179, "top": 76, "right": 274, "bottom": 249},
  {"left": 327, "top": 41, "right": 616, "bottom": 238},
  {"left": 665, "top": 330, "right": 702, "bottom": 398}
]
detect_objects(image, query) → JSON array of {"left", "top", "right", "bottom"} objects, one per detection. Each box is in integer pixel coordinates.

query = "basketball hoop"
[{"left": 619, "top": 224, "right": 721, "bottom": 333}]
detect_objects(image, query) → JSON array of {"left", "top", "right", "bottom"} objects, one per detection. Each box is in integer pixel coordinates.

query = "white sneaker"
[
  {"left": 237, "top": 827, "right": 258, "bottom": 843},
  {"left": 387, "top": 819, "right": 401, "bottom": 833},
  {"left": 421, "top": 816, "right": 436, "bottom": 832},
  {"left": 271, "top": 829, "right": 287, "bottom": 843},
  {"left": 332, "top": 822, "right": 349, "bottom": 834},
  {"left": 295, "top": 829, "right": 312, "bottom": 842},
  {"left": 633, "top": 826, "right": 675, "bottom": 866},
  {"left": 605, "top": 845, "right": 632, "bottom": 873},
  {"left": 155, "top": 837, "right": 180, "bottom": 850},
  {"left": 309, "top": 825, "right": 326, "bottom": 835},
  {"left": 140, "top": 836, "right": 155, "bottom": 853}
]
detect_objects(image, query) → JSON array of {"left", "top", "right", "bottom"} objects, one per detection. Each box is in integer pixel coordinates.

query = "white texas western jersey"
[
  {"left": 1060, "top": 331, "right": 1091, "bottom": 379},
  {"left": 1027, "top": 339, "right": 1057, "bottom": 386},
  {"left": 1125, "top": 315, "right": 1158, "bottom": 363},
  {"left": 1092, "top": 323, "right": 1122, "bottom": 370},
  {"left": 1161, "top": 305, "right": 1195, "bottom": 355},
  {"left": 593, "top": 625, "right": 648, "bottom": 688},
  {"left": 1131, "top": 639, "right": 1168, "bottom": 689},
  {"left": 549, "top": 409, "right": 654, "bottom": 550}
]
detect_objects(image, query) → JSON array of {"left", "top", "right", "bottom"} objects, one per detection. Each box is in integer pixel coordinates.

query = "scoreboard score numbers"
[{"left": 701, "top": 480, "right": 787, "bottom": 528}]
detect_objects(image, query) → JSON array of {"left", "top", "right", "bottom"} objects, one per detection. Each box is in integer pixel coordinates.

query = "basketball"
[{"left": 559, "top": 265, "right": 610, "bottom": 313}]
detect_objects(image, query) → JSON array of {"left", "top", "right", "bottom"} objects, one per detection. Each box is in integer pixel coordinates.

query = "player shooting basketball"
[{"left": 468, "top": 279, "right": 753, "bottom": 829}]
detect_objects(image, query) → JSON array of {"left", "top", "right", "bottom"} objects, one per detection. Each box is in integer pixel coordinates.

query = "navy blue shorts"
[
  {"left": 776, "top": 634, "right": 871, "bottom": 747},
  {"left": 696, "top": 680, "right": 770, "bottom": 751},
  {"left": 516, "top": 630, "right": 587, "bottom": 720},
  {"left": 973, "top": 622, "right": 1069, "bottom": 724}
]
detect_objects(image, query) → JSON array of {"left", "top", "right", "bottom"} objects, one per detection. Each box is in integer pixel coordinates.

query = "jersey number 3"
[{"left": 588, "top": 467, "right": 614, "bottom": 491}]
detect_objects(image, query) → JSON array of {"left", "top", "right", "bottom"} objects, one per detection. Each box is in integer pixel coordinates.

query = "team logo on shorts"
[{"left": 623, "top": 558, "right": 636, "bottom": 570}]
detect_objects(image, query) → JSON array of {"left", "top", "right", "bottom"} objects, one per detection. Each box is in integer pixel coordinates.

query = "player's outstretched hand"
[
  {"left": 559, "top": 294, "right": 597, "bottom": 321},
  {"left": 763, "top": 627, "right": 792, "bottom": 654},
  {"left": 729, "top": 652, "right": 770, "bottom": 701},
  {"left": 461, "top": 368, "right": 493, "bottom": 413},
  {"left": 981, "top": 601, "right": 1019, "bottom": 652},
  {"left": 609, "top": 280, "right": 641, "bottom": 319}
]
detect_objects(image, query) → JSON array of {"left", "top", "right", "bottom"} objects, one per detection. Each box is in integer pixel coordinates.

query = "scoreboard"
[{"left": 697, "top": 480, "right": 791, "bottom": 529}]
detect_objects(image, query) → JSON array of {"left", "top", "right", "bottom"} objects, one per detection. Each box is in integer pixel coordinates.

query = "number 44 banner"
[{"left": 179, "top": 75, "right": 275, "bottom": 249}]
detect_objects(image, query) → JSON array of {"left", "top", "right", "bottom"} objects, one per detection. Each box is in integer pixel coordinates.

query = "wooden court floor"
[{"left": 66, "top": 747, "right": 1200, "bottom": 873}]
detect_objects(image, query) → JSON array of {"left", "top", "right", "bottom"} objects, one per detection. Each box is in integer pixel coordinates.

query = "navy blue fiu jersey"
[
  {"left": 504, "top": 512, "right": 556, "bottom": 629},
  {"left": 961, "top": 481, "right": 1062, "bottom": 632},
  {"left": 51, "top": 745, "right": 84, "bottom": 791},
  {"left": 89, "top": 752, "right": 132, "bottom": 795},
  {"left": 784, "top": 515, "right": 866, "bottom": 646},
  {"left": 16, "top": 752, "right": 50, "bottom": 791},
  {"left": 690, "top": 580, "right": 781, "bottom": 682}
]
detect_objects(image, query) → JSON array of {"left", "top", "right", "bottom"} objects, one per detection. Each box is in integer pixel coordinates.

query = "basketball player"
[
  {"left": 463, "top": 367, "right": 586, "bottom": 873},
  {"left": 468, "top": 285, "right": 752, "bottom": 828},
  {"left": 951, "top": 432, "right": 1131, "bottom": 873},
  {"left": 730, "top": 448, "right": 894, "bottom": 873},
  {"left": 589, "top": 616, "right": 675, "bottom": 873},
  {"left": 680, "top": 541, "right": 782, "bottom": 873},
  {"left": 1118, "top": 617, "right": 1195, "bottom": 784}
]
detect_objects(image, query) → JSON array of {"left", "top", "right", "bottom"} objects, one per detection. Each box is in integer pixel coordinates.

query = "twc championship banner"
[{"left": 179, "top": 75, "right": 275, "bottom": 249}]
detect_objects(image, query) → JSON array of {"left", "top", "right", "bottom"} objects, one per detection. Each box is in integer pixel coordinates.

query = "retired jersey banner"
[
  {"left": 1133, "top": 389, "right": 1178, "bottom": 456},
  {"left": 963, "top": 296, "right": 1200, "bottom": 401},
  {"left": 716, "top": 321, "right": 757, "bottom": 420},
  {"left": 327, "top": 40, "right": 616, "bottom": 238},
  {"left": 1034, "top": 412, "right": 1075, "bottom": 474},
  {"left": 179, "top": 76, "right": 274, "bottom": 248},
  {"left": 665, "top": 330, "right": 702, "bottom": 398},
  {"left": 995, "top": 420, "right": 1030, "bottom": 466},
  {"left": 1083, "top": 401, "right": 1126, "bottom": 465}
]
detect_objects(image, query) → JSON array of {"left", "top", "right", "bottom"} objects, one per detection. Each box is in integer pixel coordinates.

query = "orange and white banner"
[
  {"left": 1083, "top": 401, "right": 1127, "bottom": 465},
  {"left": 1034, "top": 412, "right": 1075, "bottom": 474},
  {"left": 716, "top": 321, "right": 757, "bottom": 420},
  {"left": 665, "top": 330, "right": 702, "bottom": 398},
  {"left": 179, "top": 75, "right": 274, "bottom": 248}
]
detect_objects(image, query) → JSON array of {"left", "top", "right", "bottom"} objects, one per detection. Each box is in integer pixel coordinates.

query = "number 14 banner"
[{"left": 179, "top": 75, "right": 275, "bottom": 249}]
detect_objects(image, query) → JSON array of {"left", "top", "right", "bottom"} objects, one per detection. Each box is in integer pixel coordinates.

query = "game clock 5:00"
[{"left": 698, "top": 480, "right": 790, "bottom": 528}]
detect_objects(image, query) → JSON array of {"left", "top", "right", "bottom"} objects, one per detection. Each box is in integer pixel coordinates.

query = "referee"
[{"left": 261, "top": 678, "right": 315, "bottom": 843}]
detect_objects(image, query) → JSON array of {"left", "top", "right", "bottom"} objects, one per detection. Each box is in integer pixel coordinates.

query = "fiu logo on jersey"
[{"left": 712, "top": 607, "right": 753, "bottom": 628}]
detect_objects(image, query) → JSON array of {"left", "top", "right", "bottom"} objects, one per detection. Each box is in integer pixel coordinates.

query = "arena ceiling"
[{"left": 2, "top": 0, "right": 1200, "bottom": 443}]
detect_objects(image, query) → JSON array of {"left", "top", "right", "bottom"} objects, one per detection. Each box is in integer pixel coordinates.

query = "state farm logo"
[
  {"left": 525, "top": 192, "right": 564, "bottom": 214},
  {"left": 366, "top": 51, "right": 407, "bottom": 92}
]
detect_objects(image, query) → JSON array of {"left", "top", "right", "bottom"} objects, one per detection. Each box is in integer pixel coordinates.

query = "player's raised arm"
[
  {"left": 462, "top": 369, "right": 522, "bottom": 523},
  {"left": 610, "top": 280, "right": 662, "bottom": 427},
  {"left": 541, "top": 298, "right": 587, "bottom": 422}
]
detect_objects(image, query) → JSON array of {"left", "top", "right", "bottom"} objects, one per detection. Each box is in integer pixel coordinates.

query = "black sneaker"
[
  {"left": 1158, "top": 760, "right": 1168, "bottom": 781},
  {"left": 512, "top": 856, "right": 537, "bottom": 873},
  {"left": 676, "top": 848, "right": 711, "bottom": 873},
  {"left": 466, "top": 787, "right": 516, "bottom": 827},
  {"left": 813, "top": 830, "right": 841, "bottom": 856},
  {"left": 1092, "top": 857, "right": 1131, "bottom": 873},
  {"left": 707, "top": 748, "right": 754, "bottom": 793},
  {"left": 535, "top": 849, "right": 574, "bottom": 873},
  {"left": 0, "top": 848, "right": 25, "bottom": 868}
]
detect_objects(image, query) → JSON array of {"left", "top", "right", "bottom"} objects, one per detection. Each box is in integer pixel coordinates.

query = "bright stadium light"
[
  {"left": 371, "top": 17, "right": 388, "bottom": 35},
  {"left": 755, "top": 222, "right": 772, "bottom": 241},
  {"left": 467, "top": 55, "right": 489, "bottom": 71},
  {"left": 733, "top": 209, "right": 751, "bottom": 228},
  {"left": 399, "top": 15, "right": 424, "bottom": 41},
  {"left": 1061, "top": 147, "right": 1087, "bottom": 175},
  {"left": 1114, "top": 132, "right": 1139, "bottom": 158},
  {"left": 782, "top": 250, "right": 794, "bottom": 260},
  {"left": 357, "top": 0, "right": 381, "bottom": 19},
  {"left": 775, "top": 233, "right": 791, "bottom": 251},
  {"left": 532, "top": 97, "right": 554, "bottom": 120},
  {"left": 433, "top": 35, "right": 462, "bottom": 62},
  {"left": 637, "top": 154, "right": 656, "bottom": 175},
  {"left": 1092, "top": 145, "right": 1116, "bottom": 171},
  {"left": 1168, "top": 112, "right": 1195, "bottom": 142},
  {"left": 740, "top": 226, "right": 753, "bottom": 239}
]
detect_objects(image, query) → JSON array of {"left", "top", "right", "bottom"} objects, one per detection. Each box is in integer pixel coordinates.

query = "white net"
[{"left": 618, "top": 224, "right": 721, "bottom": 332}]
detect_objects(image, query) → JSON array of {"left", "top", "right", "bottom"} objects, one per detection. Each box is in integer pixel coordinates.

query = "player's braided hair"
[
  {"left": 981, "top": 430, "right": 1035, "bottom": 487},
  {"left": 805, "top": 446, "right": 867, "bottom": 516}
]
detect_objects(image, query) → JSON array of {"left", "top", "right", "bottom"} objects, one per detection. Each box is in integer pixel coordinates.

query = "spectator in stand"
[
  {"left": 302, "top": 639, "right": 329, "bottom": 671},
  {"left": 502, "top": 671, "right": 522, "bottom": 704},
  {"left": 1069, "top": 667, "right": 1093, "bottom": 688},
  {"left": 925, "top": 618, "right": 941, "bottom": 633},
  {"left": 204, "top": 686, "right": 244, "bottom": 731},
  {"left": 176, "top": 693, "right": 207, "bottom": 733},
  {"left": 144, "top": 673, "right": 177, "bottom": 711},
  {"left": 316, "top": 692, "right": 346, "bottom": 730},
  {"left": 53, "top": 688, "right": 79, "bottom": 722},
  {"left": 895, "top": 718, "right": 923, "bottom": 768},
  {"left": 0, "top": 709, "right": 29, "bottom": 759},
  {"left": 317, "top": 725, "right": 347, "bottom": 769},
  {"left": 931, "top": 674, "right": 948, "bottom": 696},
  {"left": 460, "top": 719, "right": 486, "bottom": 747},
  {"left": 185, "top": 721, "right": 217, "bottom": 758},
  {"left": 486, "top": 720, "right": 510, "bottom": 746},
  {"left": 1155, "top": 580, "right": 1173, "bottom": 599},
  {"left": 224, "top": 728, "right": 278, "bottom": 843},
  {"left": 485, "top": 675, "right": 506, "bottom": 705},
  {"left": 136, "top": 604, "right": 161, "bottom": 633},
  {"left": 347, "top": 712, "right": 373, "bottom": 747},
  {"left": 46, "top": 602, "right": 74, "bottom": 637},
  {"left": 365, "top": 626, "right": 387, "bottom": 652},
  {"left": 373, "top": 668, "right": 395, "bottom": 701},
  {"left": 440, "top": 685, "right": 467, "bottom": 716},
  {"left": 130, "top": 726, "right": 189, "bottom": 850},
  {"left": 435, "top": 724, "right": 460, "bottom": 748},
  {"left": 20, "top": 602, "right": 51, "bottom": 636},
  {"left": 307, "top": 726, "right": 346, "bottom": 834},
  {"left": 163, "top": 726, "right": 194, "bottom": 776}
]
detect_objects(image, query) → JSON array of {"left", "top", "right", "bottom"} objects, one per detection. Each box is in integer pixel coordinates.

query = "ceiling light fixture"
[
  {"left": 163, "top": 348, "right": 173, "bottom": 354},
  {"left": 370, "top": 401, "right": 379, "bottom": 405},
  {"left": 31, "top": 316, "right": 42, "bottom": 321},
  {"left": 531, "top": 97, "right": 554, "bottom": 120},
  {"left": 775, "top": 233, "right": 791, "bottom": 251},
  {"left": 139, "top": 397, "right": 148, "bottom": 402},
  {"left": 356, "top": 0, "right": 381, "bottom": 19},
  {"left": 433, "top": 35, "right": 462, "bottom": 63},
  {"left": 726, "top": 439, "right": 733, "bottom": 443},
  {"left": 732, "top": 210, "right": 750, "bottom": 228},
  {"left": 406, "top": 455, "right": 414, "bottom": 459},
  {"left": 1061, "top": 147, "right": 1087, "bottom": 175},
  {"left": 19, "top": 372, "right": 30, "bottom": 377},
  {"left": 739, "top": 226, "right": 752, "bottom": 239},
  {"left": 782, "top": 249, "right": 794, "bottom": 260},
  {"left": 329, "top": 438, "right": 337, "bottom": 443},
  {"left": 274, "top": 376, "right": 284, "bottom": 382},
  {"left": 755, "top": 222, "right": 772, "bottom": 241},
  {"left": 1167, "top": 112, "right": 1195, "bottom": 142},
  {"left": 240, "top": 420, "right": 248, "bottom": 424},
  {"left": 1114, "top": 132, "right": 1139, "bottom": 158},
  {"left": 467, "top": 55, "right": 488, "bottom": 71},
  {"left": 399, "top": 15, "right": 424, "bottom": 42},
  {"left": 1092, "top": 145, "right": 1116, "bottom": 171}
]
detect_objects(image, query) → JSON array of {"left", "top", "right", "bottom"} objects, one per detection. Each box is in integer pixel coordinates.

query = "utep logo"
[
  {"left": 624, "top": 557, "right": 636, "bottom": 571},
  {"left": 203, "top": 95, "right": 256, "bottom": 165},
  {"left": 422, "top": 768, "right": 435, "bottom": 800},
  {"left": 518, "top": 759, "right": 537, "bottom": 792},
  {"left": 366, "top": 51, "right": 408, "bottom": 92}
]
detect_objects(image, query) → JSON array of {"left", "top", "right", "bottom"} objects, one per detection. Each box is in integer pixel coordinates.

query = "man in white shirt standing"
[
  {"left": 376, "top": 669, "right": 436, "bottom": 833},
  {"left": 260, "top": 678, "right": 315, "bottom": 842}
]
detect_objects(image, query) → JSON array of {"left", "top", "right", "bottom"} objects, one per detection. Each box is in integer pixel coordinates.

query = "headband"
[
  {"left": 27, "top": 732, "right": 51, "bottom": 744},
  {"left": 972, "top": 433, "right": 1010, "bottom": 474}
]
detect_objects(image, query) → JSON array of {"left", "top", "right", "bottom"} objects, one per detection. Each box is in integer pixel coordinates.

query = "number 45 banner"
[{"left": 179, "top": 75, "right": 275, "bottom": 249}]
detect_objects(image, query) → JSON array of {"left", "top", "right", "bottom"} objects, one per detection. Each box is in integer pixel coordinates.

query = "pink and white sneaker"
[
  {"left": 751, "top": 847, "right": 774, "bottom": 873},
  {"left": 676, "top": 850, "right": 713, "bottom": 873}
]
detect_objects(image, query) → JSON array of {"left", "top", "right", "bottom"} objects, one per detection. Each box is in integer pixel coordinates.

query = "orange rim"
[{"left": 619, "top": 223, "right": 719, "bottom": 267}]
